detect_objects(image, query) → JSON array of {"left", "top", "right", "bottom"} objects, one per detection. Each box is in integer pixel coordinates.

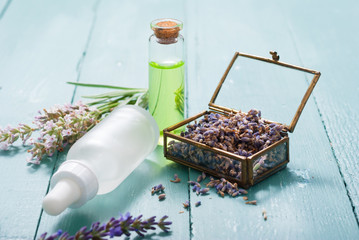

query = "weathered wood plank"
[
  {"left": 186, "top": 0, "right": 359, "bottom": 239},
  {"left": 0, "top": 0, "right": 97, "bottom": 239},
  {"left": 281, "top": 0, "right": 359, "bottom": 222},
  {"left": 35, "top": 0, "right": 190, "bottom": 239}
]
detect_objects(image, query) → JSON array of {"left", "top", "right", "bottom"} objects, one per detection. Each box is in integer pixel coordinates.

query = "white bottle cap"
[{"left": 42, "top": 161, "right": 99, "bottom": 216}]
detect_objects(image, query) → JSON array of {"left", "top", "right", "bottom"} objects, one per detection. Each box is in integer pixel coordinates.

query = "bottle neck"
[{"left": 149, "top": 34, "right": 184, "bottom": 65}]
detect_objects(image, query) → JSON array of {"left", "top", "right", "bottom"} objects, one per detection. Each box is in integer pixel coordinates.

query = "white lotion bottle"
[{"left": 42, "top": 105, "right": 159, "bottom": 216}]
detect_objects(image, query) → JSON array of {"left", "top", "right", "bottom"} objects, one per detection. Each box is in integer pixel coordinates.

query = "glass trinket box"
[{"left": 163, "top": 51, "right": 321, "bottom": 188}]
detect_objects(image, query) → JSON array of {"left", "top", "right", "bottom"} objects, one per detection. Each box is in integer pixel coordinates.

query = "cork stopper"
[{"left": 151, "top": 18, "right": 183, "bottom": 44}]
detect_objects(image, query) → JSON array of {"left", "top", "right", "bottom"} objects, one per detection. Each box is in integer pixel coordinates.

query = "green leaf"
[{"left": 67, "top": 82, "right": 147, "bottom": 91}]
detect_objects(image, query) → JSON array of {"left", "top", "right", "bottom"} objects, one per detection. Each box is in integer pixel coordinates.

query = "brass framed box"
[{"left": 163, "top": 51, "right": 321, "bottom": 188}]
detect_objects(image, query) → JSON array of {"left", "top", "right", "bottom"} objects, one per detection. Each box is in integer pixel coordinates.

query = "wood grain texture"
[
  {"left": 35, "top": 0, "right": 191, "bottom": 239},
  {"left": 186, "top": 0, "right": 359, "bottom": 239},
  {"left": 281, "top": 0, "right": 359, "bottom": 222},
  {"left": 0, "top": 0, "right": 97, "bottom": 239}
]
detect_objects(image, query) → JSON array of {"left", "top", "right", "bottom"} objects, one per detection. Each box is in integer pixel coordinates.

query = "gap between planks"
[
  {"left": 287, "top": 22, "right": 359, "bottom": 228},
  {"left": 0, "top": 0, "right": 12, "bottom": 20}
]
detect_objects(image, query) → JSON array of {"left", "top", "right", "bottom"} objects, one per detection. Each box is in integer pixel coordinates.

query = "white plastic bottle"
[{"left": 42, "top": 105, "right": 159, "bottom": 216}]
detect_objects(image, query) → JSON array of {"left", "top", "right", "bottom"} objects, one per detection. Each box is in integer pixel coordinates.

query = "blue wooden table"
[{"left": 1, "top": 0, "right": 359, "bottom": 239}]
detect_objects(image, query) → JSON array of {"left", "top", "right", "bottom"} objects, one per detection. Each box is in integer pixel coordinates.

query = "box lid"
[{"left": 208, "top": 51, "right": 321, "bottom": 133}]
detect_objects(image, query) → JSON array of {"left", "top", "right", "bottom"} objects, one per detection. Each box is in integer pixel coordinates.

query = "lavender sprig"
[
  {"left": 0, "top": 101, "right": 100, "bottom": 164},
  {"left": 38, "top": 212, "right": 172, "bottom": 240}
]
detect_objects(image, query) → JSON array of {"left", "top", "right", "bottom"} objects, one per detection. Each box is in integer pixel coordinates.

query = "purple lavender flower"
[
  {"left": 157, "top": 215, "right": 172, "bottom": 233},
  {"left": 195, "top": 201, "right": 201, "bottom": 207},
  {"left": 38, "top": 213, "right": 172, "bottom": 239},
  {"left": 0, "top": 101, "right": 101, "bottom": 164}
]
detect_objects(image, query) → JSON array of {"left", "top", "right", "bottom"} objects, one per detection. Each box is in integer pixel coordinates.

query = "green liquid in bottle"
[{"left": 149, "top": 61, "right": 185, "bottom": 143}]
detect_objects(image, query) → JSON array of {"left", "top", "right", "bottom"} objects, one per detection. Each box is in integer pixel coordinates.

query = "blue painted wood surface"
[{"left": 0, "top": 0, "right": 359, "bottom": 239}]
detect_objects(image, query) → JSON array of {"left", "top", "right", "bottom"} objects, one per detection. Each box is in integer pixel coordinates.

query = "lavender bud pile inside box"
[{"left": 166, "top": 109, "right": 288, "bottom": 186}]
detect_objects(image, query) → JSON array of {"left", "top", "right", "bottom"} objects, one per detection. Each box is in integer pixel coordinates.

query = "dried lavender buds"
[
  {"left": 245, "top": 200, "right": 257, "bottom": 205},
  {"left": 183, "top": 201, "right": 190, "bottom": 209},
  {"left": 158, "top": 193, "right": 166, "bottom": 200},
  {"left": 151, "top": 184, "right": 165, "bottom": 195},
  {"left": 170, "top": 174, "right": 181, "bottom": 183},
  {"left": 167, "top": 109, "right": 289, "bottom": 184},
  {"left": 182, "top": 110, "right": 283, "bottom": 157},
  {"left": 188, "top": 179, "right": 209, "bottom": 196},
  {"left": 197, "top": 172, "right": 206, "bottom": 182},
  {"left": 206, "top": 177, "right": 247, "bottom": 198},
  {"left": 262, "top": 210, "right": 268, "bottom": 221}
]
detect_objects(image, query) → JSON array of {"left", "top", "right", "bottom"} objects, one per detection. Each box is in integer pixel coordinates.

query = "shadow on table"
[
  {"left": 131, "top": 231, "right": 173, "bottom": 240},
  {"left": 26, "top": 149, "right": 68, "bottom": 175},
  {"left": 0, "top": 145, "right": 28, "bottom": 157},
  {"left": 0, "top": 144, "right": 69, "bottom": 174},
  {"left": 247, "top": 166, "right": 315, "bottom": 200}
]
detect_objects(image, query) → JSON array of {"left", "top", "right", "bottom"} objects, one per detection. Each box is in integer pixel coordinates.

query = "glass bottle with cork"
[{"left": 149, "top": 18, "right": 185, "bottom": 144}]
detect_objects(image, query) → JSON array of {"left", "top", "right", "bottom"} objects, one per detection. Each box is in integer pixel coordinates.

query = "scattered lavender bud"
[
  {"left": 170, "top": 178, "right": 181, "bottom": 183},
  {"left": 151, "top": 184, "right": 165, "bottom": 195},
  {"left": 183, "top": 201, "right": 190, "bottom": 208},
  {"left": 245, "top": 200, "right": 257, "bottom": 205},
  {"left": 192, "top": 185, "right": 201, "bottom": 192},
  {"left": 218, "top": 190, "right": 225, "bottom": 197},
  {"left": 262, "top": 210, "right": 268, "bottom": 221},
  {"left": 170, "top": 173, "right": 181, "bottom": 183},
  {"left": 206, "top": 181, "right": 215, "bottom": 188},
  {"left": 201, "top": 172, "right": 206, "bottom": 180},
  {"left": 158, "top": 194, "right": 166, "bottom": 200},
  {"left": 232, "top": 191, "right": 239, "bottom": 197},
  {"left": 188, "top": 181, "right": 196, "bottom": 186},
  {"left": 195, "top": 201, "right": 201, "bottom": 207},
  {"left": 237, "top": 189, "right": 248, "bottom": 195},
  {"left": 199, "top": 188, "right": 210, "bottom": 195}
]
